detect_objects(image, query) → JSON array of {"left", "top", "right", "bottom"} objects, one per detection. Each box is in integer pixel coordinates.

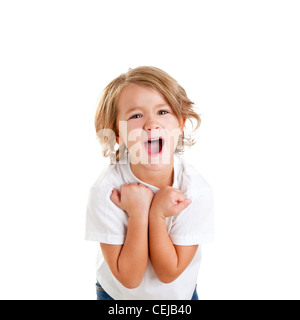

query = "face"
[{"left": 116, "top": 83, "right": 186, "bottom": 168}]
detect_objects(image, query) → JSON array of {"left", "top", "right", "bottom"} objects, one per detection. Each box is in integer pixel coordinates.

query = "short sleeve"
[
  {"left": 169, "top": 187, "right": 214, "bottom": 245},
  {"left": 84, "top": 184, "right": 128, "bottom": 245}
]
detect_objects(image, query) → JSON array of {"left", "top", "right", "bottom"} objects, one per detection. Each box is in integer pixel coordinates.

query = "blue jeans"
[
  {"left": 96, "top": 281, "right": 199, "bottom": 300},
  {"left": 96, "top": 282, "right": 114, "bottom": 300}
]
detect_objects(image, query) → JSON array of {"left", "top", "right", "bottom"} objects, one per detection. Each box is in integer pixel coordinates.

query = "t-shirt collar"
[{"left": 121, "top": 153, "right": 179, "bottom": 193}]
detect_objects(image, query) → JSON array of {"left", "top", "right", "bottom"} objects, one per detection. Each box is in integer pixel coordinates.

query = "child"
[{"left": 85, "top": 66, "right": 214, "bottom": 300}]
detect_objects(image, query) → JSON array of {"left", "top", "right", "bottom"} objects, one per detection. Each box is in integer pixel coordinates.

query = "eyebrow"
[{"left": 124, "top": 103, "right": 170, "bottom": 116}]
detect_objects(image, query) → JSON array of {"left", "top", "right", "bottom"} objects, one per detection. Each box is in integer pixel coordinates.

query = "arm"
[
  {"left": 149, "top": 186, "right": 198, "bottom": 283},
  {"left": 101, "top": 183, "right": 153, "bottom": 289},
  {"left": 101, "top": 214, "right": 148, "bottom": 289}
]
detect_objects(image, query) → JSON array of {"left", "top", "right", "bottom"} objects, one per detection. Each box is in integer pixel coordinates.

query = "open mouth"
[{"left": 144, "top": 137, "right": 165, "bottom": 157}]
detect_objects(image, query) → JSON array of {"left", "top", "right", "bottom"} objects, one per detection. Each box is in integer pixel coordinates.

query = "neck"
[{"left": 130, "top": 158, "right": 174, "bottom": 189}]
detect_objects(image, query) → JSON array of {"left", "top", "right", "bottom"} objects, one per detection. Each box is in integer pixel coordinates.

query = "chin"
[
  {"left": 143, "top": 161, "right": 169, "bottom": 171},
  {"left": 132, "top": 151, "right": 175, "bottom": 168}
]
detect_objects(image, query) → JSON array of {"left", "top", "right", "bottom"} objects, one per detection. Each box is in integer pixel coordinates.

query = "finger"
[
  {"left": 110, "top": 188, "right": 121, "bottom": 209},
  {"left": 173, "top": 198, "right": 192, "bottom": 214},
  {"left": 172, "top": 192, "right": 187, "bottom": 204}
]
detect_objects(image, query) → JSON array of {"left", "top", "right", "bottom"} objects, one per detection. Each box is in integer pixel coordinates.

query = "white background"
[{"left": 0, "top": 0, "right": 299, "bottom": 300}]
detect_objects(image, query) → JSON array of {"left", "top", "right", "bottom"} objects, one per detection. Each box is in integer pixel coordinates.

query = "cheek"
[
  {"left": 127, "top": 122, "right": 141, "bottom": 143},
  {"left": 164, "top": 118, "right": 182, "bottom": 149},
  {"left": 120, "top": 121, "right": 146, "bottom": 146},
  {"left": 128, "top": 121, "right": 142, "bottom": 131},
  {"left": 165, "top": 117, "right": 181, "bottom": 135},
  {"left": 165, "top": 114, "right": 180, "bottom": 127},
  {"left": 117, "top": 121, "right": 126, "bottom": 144}
]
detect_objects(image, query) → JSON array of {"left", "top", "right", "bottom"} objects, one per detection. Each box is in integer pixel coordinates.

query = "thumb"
[
  {"left": 174, "top": 198, "right": 192, "bottom": 214},
  {"left": 110, "top": 188, "right": 122, "bottom": 209}
]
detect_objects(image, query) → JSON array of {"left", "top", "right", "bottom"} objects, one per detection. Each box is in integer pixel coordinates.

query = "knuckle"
[
  {"left": 161, "top": 186, "right": 173, "bottom": 195},
  {"left": 121, "top": 185, "right": 128, "bottom": 191},
  {"left": 147, "top": 189, "right": 154, "bottom": 196},
  {"left": 129, "top": 183, "right": 137, "bottom": 187}
]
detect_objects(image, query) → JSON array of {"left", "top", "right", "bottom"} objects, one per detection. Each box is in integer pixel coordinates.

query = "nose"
[{"left": 144, "top": 119, "right": 160, "bottom": 132}]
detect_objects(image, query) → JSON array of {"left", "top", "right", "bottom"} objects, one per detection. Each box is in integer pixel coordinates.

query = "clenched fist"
[
  {"left": 110, "top": 183, "right": 155, "bottom": 219},
  {"left": 150, "top": 186, "right": 192, "bottom": 219}
]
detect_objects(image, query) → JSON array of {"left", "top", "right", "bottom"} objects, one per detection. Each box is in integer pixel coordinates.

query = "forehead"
[{"left": 117, "top": 84, "right": 168, "bottom": 112}]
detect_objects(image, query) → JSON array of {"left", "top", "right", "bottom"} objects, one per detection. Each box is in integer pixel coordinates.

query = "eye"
[
  {"left": 130, "top": 114, "right": 142, "bottom": 120},
  {"left": 159, "top": 110, "right": 169, "bottom": 115}
]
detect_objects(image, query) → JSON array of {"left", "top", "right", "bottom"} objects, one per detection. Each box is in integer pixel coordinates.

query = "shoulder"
[
  {"left": 87, "top": 161, "right": 127, "bottom": 214},
  {"left": 90, "top": 161, "right": 123, "bottom": 190},
  {"left": 87, "top": 162, "right": 126, "bottom": 206},
  {"left": 177, "top": 154, "right": 213, "bottom": 198}
]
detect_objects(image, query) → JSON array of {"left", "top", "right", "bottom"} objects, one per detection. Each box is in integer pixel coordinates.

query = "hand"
[
  {"left": 150, "top": 186, "right": 192, "bottom": 219},
  {"left": 110, "top": 183, "right": 155, "bottom": 219}
]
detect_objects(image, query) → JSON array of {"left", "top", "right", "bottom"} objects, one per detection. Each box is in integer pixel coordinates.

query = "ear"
[{"left": 180, "top": 117, "right": 187, "bottom": 133}]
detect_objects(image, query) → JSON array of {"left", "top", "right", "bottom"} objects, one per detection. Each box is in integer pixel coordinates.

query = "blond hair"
[{"left": 95, "top": 66, "right": 201, "bottom": 163}]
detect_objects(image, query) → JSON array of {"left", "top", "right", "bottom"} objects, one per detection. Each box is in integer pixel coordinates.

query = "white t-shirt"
[{"left": 85, "top": 152, "right": 214, "bottom": 300}]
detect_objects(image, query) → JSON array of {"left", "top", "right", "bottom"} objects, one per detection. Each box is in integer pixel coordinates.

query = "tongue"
[{"left": 147, "top": 140, "right": 160, "bottom": 154}]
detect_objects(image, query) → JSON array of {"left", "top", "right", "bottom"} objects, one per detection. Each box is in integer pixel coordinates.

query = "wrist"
[
  {"left": 128, "top": 210, "right": 149, "bottom": 223},
  {"left": 149, "top": 207, "right": 166, "bottom": 221}
]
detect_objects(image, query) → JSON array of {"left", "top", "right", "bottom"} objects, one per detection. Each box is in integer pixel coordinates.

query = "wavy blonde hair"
[{"left": 95, "top": 66, "right": 201, "bottom": 163}]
